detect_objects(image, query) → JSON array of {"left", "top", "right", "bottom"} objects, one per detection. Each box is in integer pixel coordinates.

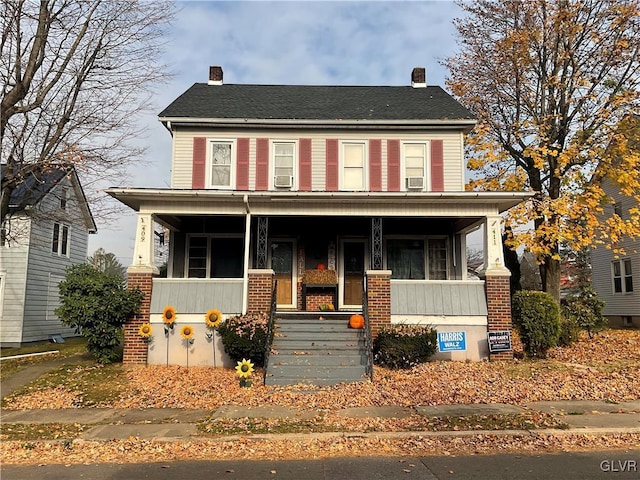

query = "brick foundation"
[
  {"left": 366, "top": 270, "right": 391, "bottom": 338},
  {"left": 124, "top": 272, "right": 154, "bottom": 365},
  {"left": 247, "top": 270, "right": 274, "bottom": 313},
  {"left": 485, "top": 274, "right": 513, "bottom": 360}
]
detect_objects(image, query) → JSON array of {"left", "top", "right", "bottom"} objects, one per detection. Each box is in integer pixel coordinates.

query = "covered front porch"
[{"left": 109, "top": 189, "right": 524, "bottom": 364}]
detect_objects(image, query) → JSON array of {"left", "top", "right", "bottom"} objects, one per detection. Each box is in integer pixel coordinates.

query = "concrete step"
[
  {"left": 272, "top": 340, "right": 365, "bottom": 351},
  {"left": 275, "top": 330, "right": 363, "bottom": 341},
  {"left": 265, "top": 376, "right": 369, "bottom": 386},
  {"left": 275, "top": 323, "right": 354, "bottom": 332},
  {"left": 270, "top": 353, "right": 366, "bottom": 367}
]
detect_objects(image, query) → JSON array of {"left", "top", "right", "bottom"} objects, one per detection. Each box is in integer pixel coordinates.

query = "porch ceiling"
[{"left": 106, "top": 188, "right": 532, "bottom": 220}]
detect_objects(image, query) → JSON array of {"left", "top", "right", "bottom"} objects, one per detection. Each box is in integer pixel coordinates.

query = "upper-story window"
[
  {"left": 402, "top": 142, "right": 428, "bottom": 191},
  {"left": 273, "top": 142, "right": 296, "bottom": 189},
  {"left": 209, "top": 140, "right": 235, "bottom": 188},
  {"left": 60, "top": 187, "right": 68, "bottom": 210},
  {"left": 613, "top": 259, "right": 634, "bottom": 293},
  {"left": 52, "top": 222, "right": 70, "bottom": 257},
  {"left": 341, "top": 141, "right": 366, "bottom": 191}
]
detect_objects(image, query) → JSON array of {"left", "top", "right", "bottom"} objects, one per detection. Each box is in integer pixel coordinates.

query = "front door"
[
  {"left": 340, "top": 239, "right": 366, "bottom": 308},
  {"left": 270, "top": 240, "right": 295, "bottom": 308}
]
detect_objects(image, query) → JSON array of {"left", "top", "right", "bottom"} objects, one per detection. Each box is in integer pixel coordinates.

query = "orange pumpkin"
[
  {"left": 316, "top": 263, "right": 326, "bottom": 270},
  {"left": 349, "top": 314, "right": 365, "bottom": 329}
]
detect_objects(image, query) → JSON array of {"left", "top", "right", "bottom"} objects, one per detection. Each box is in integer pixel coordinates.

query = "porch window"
[
  {"left": 210, "top": 141, "right": 233, "bottom": 188},
  {"left": 428, "top": 238, "right": 447, "bottom": 280},
  {"left": 402, "top": 142, "right": 427, "bottom": 190},
  {"left": 187, "top": 236, "right": 244, "bottom": 278},
  {"left": 613, "top": 259, "right": 633, "bottom": 293},
  {"left": 387, "top": 239, "right": 425, "bottom": 279},
  {"left": 273, "top": 142, "right": 295, "bottom": 188},
  {"left": 341, "top": 142, "right": 366, "bottom": 191}
]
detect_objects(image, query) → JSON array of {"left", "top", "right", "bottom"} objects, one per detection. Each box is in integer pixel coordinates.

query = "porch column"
[
  {"left": 480, "top": 215, "right": 513, "bottom": 361},
  {"left": 366, "top": 270, "right": 391, "bottom": 338},
  {"left": 247, "top": 269, "right": 275, "bottom": 314},
  {"left": 371, "top": 217, "right": 383, "bottom": 269},
  {"left": 124, "top": 213, "right": 159, "bottom": 365}
]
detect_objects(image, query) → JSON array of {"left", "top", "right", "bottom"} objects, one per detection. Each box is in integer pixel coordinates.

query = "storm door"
[
  {"left": 340, "top": 239, "right": 366, "bottom": 308},
  {"left": 270, "top": 240, "right": 296, "bottom": 308}
]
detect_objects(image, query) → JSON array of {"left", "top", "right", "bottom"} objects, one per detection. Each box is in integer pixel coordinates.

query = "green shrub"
[
  {"left": 511, "top": 290, "right": 560, "bottom": 358},
  {"left": 373, "top": 324, "right": 437, "bottom": 369},
  {"left": 55, "top": 264, "right": 143, "bottom": 364},
  {"left": 562, "top": 286, "right": 607, "bottom": 338},
  {"left": 557, "top": 316, "right": 580, "bottom": 347},
  {"left": 217, "top": 313, "right": 269, "bottom": 367}
]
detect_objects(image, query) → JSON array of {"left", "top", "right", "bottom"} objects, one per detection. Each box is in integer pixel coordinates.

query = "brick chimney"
[
  {"left": 208, "top": 66, "right": 223, "bottom": 85},
  {"left": 411, "top": 67, "right": 426, "bottom": 88}
]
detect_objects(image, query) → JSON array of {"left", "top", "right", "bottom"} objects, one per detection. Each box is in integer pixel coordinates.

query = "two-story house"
[
  {"left": 108, "top": 66, "right": 530, "bottom": 371},
  {"left": 0, "top": 164, "right": 97, "bottom": 346}
]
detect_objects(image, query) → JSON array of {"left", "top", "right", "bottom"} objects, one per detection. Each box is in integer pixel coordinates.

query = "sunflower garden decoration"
[
  {"left": 138, "top": 323, "right": 153, "bottom": 343},
  {"left": 162, "top": 305, "right": 177, "bottom": 334},
  {"left": 236, "top": 358, "right": 254, "bottom": 387},
  {"left": 180, "top": 324, "right": 195, "bottom": 367},
  {"left": 205, "top": 308, "right": 222, "bottom": 367}
]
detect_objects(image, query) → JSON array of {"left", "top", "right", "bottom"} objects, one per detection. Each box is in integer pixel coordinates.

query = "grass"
[
  {"left": 0, "top": 423, "right": 89, "bottom": 442},
  {"left": 197, "top": 412, "right": 567, "bottom": 437},
  {"left": 0, "top": 337, "right": 89, "bottom": 381}
]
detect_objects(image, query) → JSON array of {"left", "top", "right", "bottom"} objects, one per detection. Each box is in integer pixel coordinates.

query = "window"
[
  {"left": 387, "top": 237, "right": 448, "bottom": 280},
  {"left": 52, "top": 223, "right": 70, "bottom": 256},
  {"left": 613, "top": 203, "right": 622, "bottom": 217},
  {"left": 60, "top": 188, "right": 67, "bottom": 210},
  {"left": 403, "top": 142, "right": 427, "bottom": 190},
  {"left": 613, "top": 259, "right": 633, "bottom": 293},
  {"left": 187, "top": 236, "right": 244, "bottom": 278},
  {"left": 210, "top": 141, "right": 233, "bottom": 188},
  {"left": 341, "top": 142, "right": 365, "bottom": 190},
  {"left": 273, "top": 142, "right": 295, "bottom": 188}
]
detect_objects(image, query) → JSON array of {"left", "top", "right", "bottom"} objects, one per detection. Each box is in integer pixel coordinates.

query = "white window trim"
[
  {"left": 383, "top": 235, "right": 450, "bottom": 280},
  {"left": 207, "top": 139, "right": 236, "bottom": 190},
  {"left": 400, "top": 140, "right": 430, "bottom": 192},
  {"left": 269, "top": 139, "right": 298, "bottom": 190},
  {"left": 612, "top": 258, "right": 634, "bottom": 294},
  {"left": 52, "top": 222, "right": 71, "bottom": 257},
  {"left": 339, "top": 140, "right": 368, "bottom": 191},
  {"left": 185, "top": 234, "right": 245, "bottom": 279}
]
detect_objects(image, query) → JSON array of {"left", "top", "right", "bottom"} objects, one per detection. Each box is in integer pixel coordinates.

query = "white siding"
[
  {"left": 0, "top": 217, "right": 30, "bottom": 345},
  {"left": 20, "top": 180, "right": 89, "bottom": 343},
  {"left": 170, "top": 129, "right": 465, "bottom": 192},
  {"left": 591, "top": 180, "right": 640, "bottom": 318}
]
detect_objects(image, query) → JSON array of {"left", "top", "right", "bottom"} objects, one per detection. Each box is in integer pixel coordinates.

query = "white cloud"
[{"left": 89, "top": 0, "right": 464, "bottom": 265}]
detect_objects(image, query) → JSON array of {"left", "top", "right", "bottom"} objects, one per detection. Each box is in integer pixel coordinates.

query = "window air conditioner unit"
[
  {"left": 406, "top": 176, "right": 424, "bottom": 190},
  {"left": 274, "top": 175, "right": 293, "bottom": 188}
]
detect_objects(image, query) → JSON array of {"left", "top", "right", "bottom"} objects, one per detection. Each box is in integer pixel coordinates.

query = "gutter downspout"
[{"left": 242, "top": 194, "right": 251, "bottom": 315}]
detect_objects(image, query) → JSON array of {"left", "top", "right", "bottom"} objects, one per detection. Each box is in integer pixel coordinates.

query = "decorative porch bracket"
[
  {"left": 256, "top": 216, "right": 268, "bottom": 269},
  {"left": 371, "top": 217, "right": 383, "bottom": 269}
]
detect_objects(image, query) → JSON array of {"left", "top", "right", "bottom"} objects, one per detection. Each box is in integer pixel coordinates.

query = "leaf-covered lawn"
[{"left": 3, "top": 329, "right": 639, "bottom": 411}]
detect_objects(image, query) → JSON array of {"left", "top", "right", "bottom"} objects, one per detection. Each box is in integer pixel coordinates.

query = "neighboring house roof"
[
  {"left": 1, "top": 164, "right": 97, "bottom": 233},
  {"left": 159, "top": 83, "right": 476, "bottom": 128}
]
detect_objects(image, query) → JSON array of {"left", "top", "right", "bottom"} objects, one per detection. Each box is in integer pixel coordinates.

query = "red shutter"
[
  {"left": 236, "top": 138, "right": 249, "bottom": 190},
  {"left": 387, "top": 139, "right": 400, "bottom": 192},
  {"left": 255, "top": 138, "right": 269, "bottom": 191},
  {"left": 326, "top": 139, "right": 338, "bottom": 191},
  {"left": 192, "top": 137, "right": 206, "bottom": 189},
  {"left": 299, "top": 138, "right": 312, "bottom": 191},
  {"left": 369, "top": 139, "right": 382, "bottom": 191},
  {"left": 431, "top": 139, "right": 444, "bottom": 192}
]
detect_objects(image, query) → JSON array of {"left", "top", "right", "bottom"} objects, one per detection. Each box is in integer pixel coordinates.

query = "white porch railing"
[
  {"left": 391, "top": 280, "right": 487, "bottom": 316},
  {"left": 149, "top": 278, "right": 244, "bottom": 315}
]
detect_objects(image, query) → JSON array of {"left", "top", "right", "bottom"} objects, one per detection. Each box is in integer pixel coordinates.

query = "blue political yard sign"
[{"left": 437, "top": 331, "right": 466, "bottom": 352}]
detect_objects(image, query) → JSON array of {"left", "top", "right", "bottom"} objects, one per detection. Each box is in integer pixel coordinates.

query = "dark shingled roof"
[
  {"left": 1, "top": 164, "right": 71, "bottom": 210},
  {"left": 159, "top": 83, "right": 476, "bottom": 122}
]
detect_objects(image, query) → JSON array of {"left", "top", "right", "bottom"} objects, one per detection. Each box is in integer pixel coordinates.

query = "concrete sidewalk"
[{"left": 1, "top": 400, "right": 639, "bottom": 442}]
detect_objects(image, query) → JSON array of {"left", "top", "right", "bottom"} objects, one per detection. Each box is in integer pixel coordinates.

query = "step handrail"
[
  {"left": 263, "top": 280, "right": 278, "bottom": 385},
  {"left": 362, "top": 276, "right": 374, "bottom": 382}
]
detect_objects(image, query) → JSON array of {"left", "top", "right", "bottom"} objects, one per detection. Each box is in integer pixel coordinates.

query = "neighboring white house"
[
  {"left": 592, "top": 179, "right": 639, "bottom": 328},
  {"left": 0, "top": 165, "right": 97, "bottom": 346},
  {"left": 108, "top": 66, "right": 531, "bottom": 368}
]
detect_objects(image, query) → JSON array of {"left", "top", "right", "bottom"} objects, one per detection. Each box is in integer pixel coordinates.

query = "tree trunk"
[{"left": 539, "top": 256, "right": 561, "bottom": 303}]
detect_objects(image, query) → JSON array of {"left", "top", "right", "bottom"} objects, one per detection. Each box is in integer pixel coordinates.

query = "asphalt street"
[{"left": 2, "top": 450, "right": 639, "bottom": 480}]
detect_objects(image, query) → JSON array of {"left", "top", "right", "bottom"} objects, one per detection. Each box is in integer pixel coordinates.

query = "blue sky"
[{"left": 89, "top": 0, "right": 469, "bottom": 265}]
